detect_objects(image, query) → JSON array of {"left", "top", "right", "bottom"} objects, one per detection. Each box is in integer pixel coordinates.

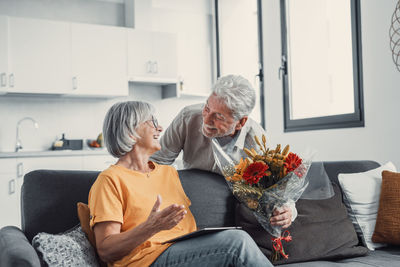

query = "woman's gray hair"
[
  {"left": 212, "top": 75, "right": 256, "bottom": 120},
  {"left": 103, "top": 101, "right": 155, "bottom": 158}
]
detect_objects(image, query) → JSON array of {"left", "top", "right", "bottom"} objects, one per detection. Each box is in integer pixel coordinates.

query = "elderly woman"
[{"left": 89, "top": 101, "right": 273, "bottom": 267}]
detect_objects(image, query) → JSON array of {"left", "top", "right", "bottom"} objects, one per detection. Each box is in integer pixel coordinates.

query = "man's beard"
[{"left": 201, "top": 122, "right": 235, "bottom": 138}]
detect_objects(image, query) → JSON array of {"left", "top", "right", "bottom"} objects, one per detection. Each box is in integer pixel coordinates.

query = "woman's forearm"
[{"left": 97, "top": 222, "right": 156, "bottom": 263}]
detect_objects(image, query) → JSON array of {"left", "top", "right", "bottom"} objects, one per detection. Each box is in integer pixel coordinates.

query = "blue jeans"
[{"left": 150, "top": 230, "right": 273, "bottom": 267}]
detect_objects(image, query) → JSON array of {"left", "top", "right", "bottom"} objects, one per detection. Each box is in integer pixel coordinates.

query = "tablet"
[{"left": 162, "top": 226, "right": 242, "bottom": 244}]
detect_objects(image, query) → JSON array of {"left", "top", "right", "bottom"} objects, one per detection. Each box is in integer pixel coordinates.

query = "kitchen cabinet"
[
  {"left": 128, "top": 29, "right": 177, "bottom": 84},
  {"left": 70, "top": 23, "right": 128, "bottom": 97},
  {"left": 0, "top": 153, "right": 116, "bottom": 228},
  {"left": 11, "top": 156, "right": 83, "bottom": 228},
  {"left": 0, "top": 16, "right": 129, "bottom": 97},
  {"left": 0, "top": 158, "right": 18, "bottom": 228},
  {"left": 0, "top": 16, "right": 8, "bottom": 94},
  {"left": 0, "top": 15, "right": 183, "bottom": 98},
  {"left": 6, "top": 17, "right": 72, "bottom": 94}
]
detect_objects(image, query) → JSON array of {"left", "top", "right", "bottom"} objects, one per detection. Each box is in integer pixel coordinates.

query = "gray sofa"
[{"left": 0, "top": 161, "right": 399, "bottom": 266}]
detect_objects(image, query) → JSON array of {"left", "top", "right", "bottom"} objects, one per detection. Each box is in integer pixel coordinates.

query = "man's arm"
[{"left": 150, "top": 108, "right": 186, "bottom": 165}]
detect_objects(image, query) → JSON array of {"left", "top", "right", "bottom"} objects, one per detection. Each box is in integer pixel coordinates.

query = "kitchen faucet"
[{"left": 15, "top": 117, "right": 39, "bottom": 152}]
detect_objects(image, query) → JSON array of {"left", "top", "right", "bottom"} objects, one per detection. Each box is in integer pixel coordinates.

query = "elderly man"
[
  {"left": 151, "top": 74, "right": 296, "bottom": 228},
  {"left": 151, "top": 74, "right": 264, "bottom": 173}
]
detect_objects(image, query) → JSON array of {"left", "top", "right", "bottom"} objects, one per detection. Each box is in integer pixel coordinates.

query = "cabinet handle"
[
  {"left": 0, "top": 73, "right": 6, "bottom": 87},
  {"left": 152, "top": 61, "right": 158, "bottom": 74},
  {"left": 17, "top": 162, "right": 24, "bottom": 178},
  {"left": 9, "top": 73, "right": 14, "bottom": 87},
  {"left": 146, "top": 61, "right": 152, "bottom": 73},
  {"left": 9, "top": 179, "right": 15, "bottom": 195},
  {"left": 72, "top": 77, "right": 77, "bottom": 90}
]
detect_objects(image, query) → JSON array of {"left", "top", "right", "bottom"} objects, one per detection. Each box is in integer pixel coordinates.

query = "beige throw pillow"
[{"left": 77, "top": 202, "right": 96, "bottom": 248}]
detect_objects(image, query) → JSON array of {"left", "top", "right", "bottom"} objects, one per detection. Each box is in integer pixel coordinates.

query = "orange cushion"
[
  {"left": 372, "top": 170, "right": 400, "bottom": 244},
  {"left": 77, "top": 202, "right": 96, "bottom": 248}
]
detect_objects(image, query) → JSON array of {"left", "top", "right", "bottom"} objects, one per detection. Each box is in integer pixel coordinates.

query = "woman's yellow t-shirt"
[{"left": 88, "top": 162, "right": 197, "bottom": 267}]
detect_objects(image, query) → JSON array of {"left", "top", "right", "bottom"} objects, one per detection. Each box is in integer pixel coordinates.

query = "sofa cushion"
[
  {"left": 178, "top": 169, "right": 236, "bottom": 228},
  {"left": 338, "top": 162, "right": 397, "bottom": 250},
  {"left": 22, "top": 170, "right": 100, "bottom": 242},
  {"left": 281, "top": 247, "right": 400, "bottom": 267},
  {"left": 32, "top": 225, "right": 99, "bottom": 267},
  {"left": 372, "top": 170, "right": 400, "bottom": 245},
  {"left": 0, "top": 226, "right": 41, "bottom": 266},
  {"left": 236, "top": 183, "right": 368, "bottom": 265}
]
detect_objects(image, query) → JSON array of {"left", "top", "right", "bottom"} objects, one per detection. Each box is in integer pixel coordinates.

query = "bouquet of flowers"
[{"left": 212, "top": 135, "right": 312, "bottom": 262}]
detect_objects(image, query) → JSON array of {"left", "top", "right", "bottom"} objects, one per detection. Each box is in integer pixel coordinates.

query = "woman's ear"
[{"left": 129, "top": 134, "right": 138, "bottom": 144}]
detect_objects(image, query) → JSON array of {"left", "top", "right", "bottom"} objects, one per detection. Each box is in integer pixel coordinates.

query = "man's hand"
[{"left": 270, "top": 206, "right": 292, "bottom": 229}]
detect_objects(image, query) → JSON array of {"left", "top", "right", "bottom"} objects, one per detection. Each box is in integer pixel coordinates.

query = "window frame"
[{"left": 280, "top": 0, "right": 364, "bottom": 132}]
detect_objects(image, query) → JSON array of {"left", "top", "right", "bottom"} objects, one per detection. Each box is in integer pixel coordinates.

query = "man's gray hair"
[
  {"left": 212, "top": 75, "right": 256, "bottom": 120},
  {"left": 103, "top": 101, "right": 155, "bottom": 158}
]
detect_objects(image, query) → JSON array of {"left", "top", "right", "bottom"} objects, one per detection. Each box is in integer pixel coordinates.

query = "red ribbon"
[{"left": 271, "top": 230, "right": 292, "bottom": 259}]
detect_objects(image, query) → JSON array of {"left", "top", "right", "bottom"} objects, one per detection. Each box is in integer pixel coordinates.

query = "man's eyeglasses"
[{"left": 147, "top": 116, "right": 159, "bottom": 129}]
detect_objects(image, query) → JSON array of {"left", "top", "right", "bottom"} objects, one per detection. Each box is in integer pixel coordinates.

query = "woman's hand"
[
  {"left": 145, "top": 195, "right": 187, "bottom": 233},
  {"left": 94, "top": 195, "right": 187, "bottom": 263},
  {"left": 270, "top": 206, "right": 292, "bottom": 229}
]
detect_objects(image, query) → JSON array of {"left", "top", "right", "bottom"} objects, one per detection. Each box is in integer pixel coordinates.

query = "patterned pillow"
[{"left": 32, "top": 225, "right": 99, "bottom": 267}]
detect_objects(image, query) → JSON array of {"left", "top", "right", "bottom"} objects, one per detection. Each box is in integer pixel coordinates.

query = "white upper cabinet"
[
  {"left": 0, "top": 16, "right": 8, "bottom": 94},
  {"left": 0, "top": 15, "right": 180, "bottom": 98},
  {"left": 128, "top": 29, "right": 177, "bottom": 84},
  {"left": 7, "top": 17, "right": 72, "bottom": 94},
  {"left": 71, "top": 23, "right": 128, "bottom": 96}
]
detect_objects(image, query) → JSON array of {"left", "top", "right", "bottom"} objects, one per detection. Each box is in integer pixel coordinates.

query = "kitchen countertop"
[{"left": 0, "top": 149, "right": 111, "bottom": 158}]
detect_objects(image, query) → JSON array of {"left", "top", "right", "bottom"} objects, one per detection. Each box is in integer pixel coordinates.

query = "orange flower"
[
  {"left": 243, "top": 161, "right": 269, "bottom": 185},
  {"left": 228, "top": 158, "right": 249, "bottom": 181},
  {"left": 284, "top": 152, "right": 302, "bottom": 172}
]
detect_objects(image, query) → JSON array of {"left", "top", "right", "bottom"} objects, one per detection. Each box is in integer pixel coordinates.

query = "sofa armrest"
[{"left": 0, "top": 226, "right": 40, "bottom": 267}]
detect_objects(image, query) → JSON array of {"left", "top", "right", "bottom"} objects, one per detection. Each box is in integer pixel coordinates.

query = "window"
[
  {"left": 280, "top": 0, "right": 364, "bottom": 132},
  {"left": 215, "top": 0, "right": 265, "bottom": 127}
]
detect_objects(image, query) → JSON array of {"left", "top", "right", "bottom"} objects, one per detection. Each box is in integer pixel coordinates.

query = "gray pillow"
[
  {"left": 32, "top": 225, "right": 99, "bottom": 267},
  {"left": 235, "top": 183, "right": 369, "bottom": 265}
]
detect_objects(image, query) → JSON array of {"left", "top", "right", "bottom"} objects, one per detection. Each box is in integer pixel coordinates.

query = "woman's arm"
[{"left": 94, "top": 195, "right": 186, "bottom": 263}]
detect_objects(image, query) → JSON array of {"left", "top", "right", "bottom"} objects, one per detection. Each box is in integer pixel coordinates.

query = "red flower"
[
  {"left": 284, "top": 152, "right": 302, "bottom": 172},
  {"left": 243, "top": 162, "right": 269, "bottom": 185}
]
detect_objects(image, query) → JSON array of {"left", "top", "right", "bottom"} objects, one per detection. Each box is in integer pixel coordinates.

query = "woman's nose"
[{"left": 157, "top": 125, "right": 163, "bottom": 132}]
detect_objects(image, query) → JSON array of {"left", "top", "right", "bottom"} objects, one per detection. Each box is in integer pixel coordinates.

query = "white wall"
[{"left": 262, "top": 0, "right": 400, "bottom": 169}]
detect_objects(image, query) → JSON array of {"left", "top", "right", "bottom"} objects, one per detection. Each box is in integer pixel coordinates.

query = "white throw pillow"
[
  {"left": 338, "top": 162, "right": 397, "bottom": 250},
  {"left": 32, "top": 225, "right": 99, "bottom": 267}
]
